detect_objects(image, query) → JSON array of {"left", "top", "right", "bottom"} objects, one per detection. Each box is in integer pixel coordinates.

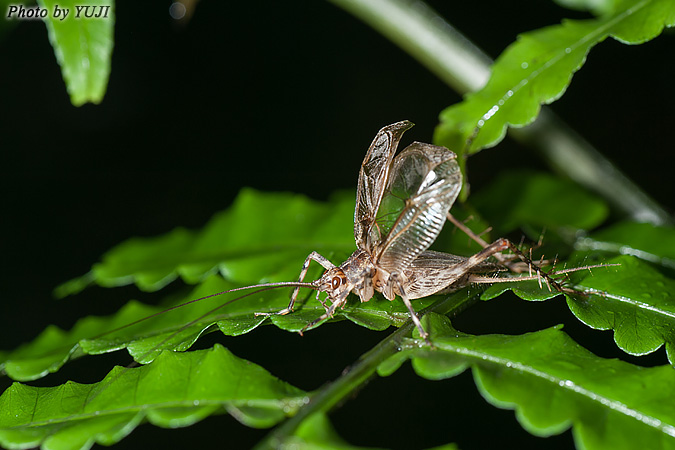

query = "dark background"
[{"left": 1, "top": 1, "right": 674, "bottom": 449}]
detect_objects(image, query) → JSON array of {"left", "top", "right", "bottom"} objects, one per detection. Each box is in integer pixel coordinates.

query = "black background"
[{"left": 1, "top": 1, "right": 674, "bottom": 449}]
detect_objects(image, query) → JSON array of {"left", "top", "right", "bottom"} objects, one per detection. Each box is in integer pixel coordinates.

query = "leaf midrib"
[
  {"left": 574, "top": 287, "right": 675, "bottom": 320},
  {"left": 436, "top": 341, "right": 675, "bottom": 436},
  {"left": 472, "top": 0, "right": 653, "bottom": 142}
]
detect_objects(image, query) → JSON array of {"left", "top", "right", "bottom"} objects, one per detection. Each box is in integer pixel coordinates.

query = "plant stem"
[
  {"left": 329, "top": 0, "right": 672, "bottom": 225},
  {"left": 253, "top": 289, "right": 480, "bottom": 449}
]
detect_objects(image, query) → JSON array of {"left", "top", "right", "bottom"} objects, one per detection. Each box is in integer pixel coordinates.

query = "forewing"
[
  {"left": 354, "top": 120, "right": 415, "bottom": 252},
  {"left": 375, "top": 142, "right": 461, "bottom": 273}
]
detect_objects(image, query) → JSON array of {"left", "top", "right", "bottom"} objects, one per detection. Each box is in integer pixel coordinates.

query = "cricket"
[
  {"left": 252, "top": 120, "right": 580, "bottom": 342},
  {"left": 98, "top": 120, "right": 594, "bottom": 350}
]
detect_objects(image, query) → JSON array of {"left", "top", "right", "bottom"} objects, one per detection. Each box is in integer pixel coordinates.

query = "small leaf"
[
  {"left": 0, "top": 345, "right": 308, "bottom": 450},
  {"left": 391, "top": 315, "right": 675, "bottom": 449},
  {"left": 55, "top": 189, "right": 356, "bottom": 296},
  {"left": 434, "top": 0, "right": 675, "bottom": 157},
  {"left": 576, "top": 221, "right": 675, "bottom": 269},
  {"left": 37, "top": 0, "right": 114, "bottom": 106}
]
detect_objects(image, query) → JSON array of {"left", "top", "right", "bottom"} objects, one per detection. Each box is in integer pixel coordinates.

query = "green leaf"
[
  {"left": 571, "top": 255, "right": 675, "bottom": 363},
  {"left": 481, "top": 278, "right": 562, "bottom": 303},
  {"left": 387, "top": 315, "right": 675, "bottom": 449},
  {"left": 576, "top": 221, "right": 675, "bottom": 269},
  {"left": 482, "top": 255, "right": 675, "bottom": 364},
  {"left": 471, "top": 171, "right": 609, "bottom": 235},
  {"left": 3, "top": 275, "right": 436, "bottom": 381},
  {"left": 55, "top": 189, "right": 356, "bottom": 297},
  {"left": 434, "top": 0, "right": 675, "bottom": 156},
  {"left": 37, "top": 0, "right": 114, "bottom": 106},
  {"left": 0, "top": 345, "right": 307, "bottom": 450}
]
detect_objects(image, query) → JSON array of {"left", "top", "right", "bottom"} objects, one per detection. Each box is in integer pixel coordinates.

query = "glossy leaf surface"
[
  {"left": 0, "top": 345, "right": 307, "bottom": 450},
  {"left": 381, "top": 315, "right": 675, "bottom": 449},
  {"left": 577, "top": 221, "right": 675, "bottom": 269},
  {"left": 434, "top": 0, "right": 675, "bottom": 156}
]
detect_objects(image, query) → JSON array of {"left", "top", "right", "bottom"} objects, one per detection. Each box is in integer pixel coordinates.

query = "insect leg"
[
  {"left": 498, "top": 239, "right": 567, "bottom": 292},
  {"left": 446, "top": 212, "right": 516, "bottom": 268},
  {"left": 255, "top": 251, "right": 335, "bottom": 317},
  {"left": 300, "top": 295, "right": 348, "bottom": 335},
  {"left": 446, "top": 212, "right": 491, "bottom": 249},
  {"left": 446, "top": 213, "right": 549, "bottom": 272},
  {"left": 389, "top": 272, "right": 431, "bottom": 344},
  {"left": 453, "top": 238, "right": 566, "bottom": 293}
]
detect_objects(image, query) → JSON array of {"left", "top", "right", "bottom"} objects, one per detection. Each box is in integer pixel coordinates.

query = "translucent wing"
[
  {"left": 401, "top": 250, "right": 503, "bottom": 299},
  {"left": 374, "top": 142, "right": 461, "bottom": 273},
  {"left": 354, "top": 120, "right": 415, "bottom": 253}
]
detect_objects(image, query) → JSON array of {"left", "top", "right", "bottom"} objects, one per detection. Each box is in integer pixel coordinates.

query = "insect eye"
[{"left": 331, "top": 276, "right": 341, "bottom": 289}]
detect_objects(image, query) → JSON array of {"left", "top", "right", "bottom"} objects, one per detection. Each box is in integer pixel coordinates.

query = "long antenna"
[{"left": 90, "top": 280, "right": 317, "bottom": 340}]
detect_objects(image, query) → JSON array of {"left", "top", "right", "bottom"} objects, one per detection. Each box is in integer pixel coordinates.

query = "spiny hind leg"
[
  {"left": 465, "top": 238, "right": 566, "bottom": 293},
  {"left": 255, "top": 251, "right": 335, "bottom": 317},
  {"left": 446, "top": 213, "right": 549, "bottom": 273},
  {"left": 496, "top": 239, "right": 567, "bottom": 292},
  {"left": 446, "top": 213, "right": 511, "bottom": 268}
]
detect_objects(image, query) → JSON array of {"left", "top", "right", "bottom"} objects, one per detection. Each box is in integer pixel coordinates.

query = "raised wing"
[
  {"left": 374, "top": 142, "right": 461, "bottom": 273},
  {"left": 354, "top": 120, "right": 415, "bottom": 253}
]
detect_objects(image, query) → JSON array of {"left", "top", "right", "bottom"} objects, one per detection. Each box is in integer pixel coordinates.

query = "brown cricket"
[
  {"left": 255, "top": 120, "right": 569, "bottom": 340},
  {"left": 76, "top": 120, "right": 601, "bottom": 408}
]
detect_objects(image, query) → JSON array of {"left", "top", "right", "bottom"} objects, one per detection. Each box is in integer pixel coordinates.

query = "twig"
[
  {"left": 253, "top": 289, "right": 480, "bottom": 449},
  {"left": 329, "top": 0, "right": 672, "bottom": 225}
]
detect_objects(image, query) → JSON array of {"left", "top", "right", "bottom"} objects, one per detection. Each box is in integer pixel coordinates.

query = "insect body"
[
  {"left": 257, "top": 121, "right": 562, "bottom": 340},
  {"left": 92, "top": 121, "right": 570, "bottom": 354}
]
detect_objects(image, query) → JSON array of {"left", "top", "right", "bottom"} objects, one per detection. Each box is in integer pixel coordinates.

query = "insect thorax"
[{"left": 321, "top": 248, "right": 377, "bottom": 304}]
